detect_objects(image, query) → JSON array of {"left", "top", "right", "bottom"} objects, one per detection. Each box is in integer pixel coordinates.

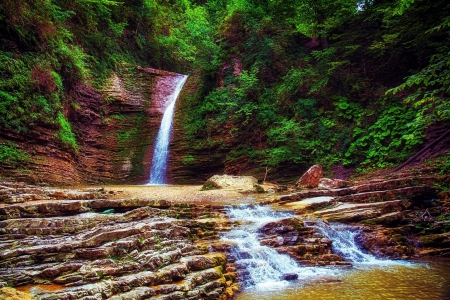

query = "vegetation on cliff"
[{"left": 0, "top": 0, "right": 449, "bottom": 180}]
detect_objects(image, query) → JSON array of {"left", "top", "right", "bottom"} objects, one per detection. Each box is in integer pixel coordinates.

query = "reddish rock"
[{"left": 296, "top": 165, "right": 323, "bottom": 189}]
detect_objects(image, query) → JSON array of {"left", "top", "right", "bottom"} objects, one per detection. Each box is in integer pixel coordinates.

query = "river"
[
  {"left": 235, "top": 260, "right": 450, "bottom": 300},
  {"left": 223, "top": 205, "right": 450, "bottom": 300}
]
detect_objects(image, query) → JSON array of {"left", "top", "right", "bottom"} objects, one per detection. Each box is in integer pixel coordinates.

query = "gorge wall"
[{"left": 0, "top": 65, "right": 194, "bottom": 185}]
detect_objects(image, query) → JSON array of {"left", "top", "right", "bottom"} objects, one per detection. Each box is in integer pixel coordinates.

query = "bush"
[
  {"left": 0, "top": 143, "right": 29, "bottom": 165},
  {"left": 57, "top": 112, "right": 79, "bottom": 152}
]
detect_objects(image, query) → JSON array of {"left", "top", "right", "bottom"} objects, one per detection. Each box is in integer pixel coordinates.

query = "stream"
[{"left": 223, "top": 205, "right": 450, "bottom": 300}]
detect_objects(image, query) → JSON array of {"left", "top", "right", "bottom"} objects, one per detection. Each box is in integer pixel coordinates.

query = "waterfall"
[
  {"left": 148, "top": 74, "right": 188, "bottom": 185},
  {"left": 314, "top": 220, "right": 404, "bottom": 266},
  {"left": 222, "top": 205, "right": 340, "bottom": 290}
]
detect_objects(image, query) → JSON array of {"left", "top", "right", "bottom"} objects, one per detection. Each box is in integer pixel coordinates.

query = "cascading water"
[
  {"left": 148, "top": 74, "right": 188, "bottom": 185},
  {"left": 222, "top": 205, "right": 340, "bottom": 290},
  {"left": 314, "top": 220, "right": 405, "bottom": 267},
  {"left": 222, "top": 205, "right": 409, "bottom": 292}
]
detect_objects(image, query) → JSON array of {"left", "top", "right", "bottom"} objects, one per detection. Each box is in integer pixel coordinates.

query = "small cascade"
[
  {"left": 148, "top": 74, "right": 188, "bottom": 185},
  {"left": 314, "top": 220, "right": 403, "bottom": 266},
  {"left": 222, "top": 205, "right": 339, "bottom": 290}
]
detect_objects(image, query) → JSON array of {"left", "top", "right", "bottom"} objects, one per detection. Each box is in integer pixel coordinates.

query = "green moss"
[
  {"left": 181, "top": 154, "right": 195, "bottom": 165},
  {"left": 201, "top": 181, "right": 221, "bottom": 191},
  {"left": 117, "top": 128, "right": 138, "bottom": 143},
  {"left": 57, "top": 112, "right": 79, "bottom": 152},
  {"left": 0, "top": 143, "right": 30, "bottom": 165},
  {"left": 253, "top": 184, "right": 265, "bottom": 193}
]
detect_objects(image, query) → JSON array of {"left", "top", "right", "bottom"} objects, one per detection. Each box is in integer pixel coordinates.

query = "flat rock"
[
  {"left": 282, "top": 196, "right": 335, "bottom": 212},
  {"left": 202, "top": 175, "right": 259, "bottom": 192}
]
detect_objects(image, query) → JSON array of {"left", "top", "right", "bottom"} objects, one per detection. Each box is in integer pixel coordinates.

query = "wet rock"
[
  {"left": 358, "top": 227, "right": 415, "bottom": 259},
  {"left": 318, "top": 254, "right": 343, "bottom": 262},
  {"left": 281, "top": 273, "right": 298, "bottom": 281},
  {"left": 258, "top": 218, "right": 304, "bottom": 235},
  {"left": 296, "top": 165, "right": 323, "bottom": 189}
]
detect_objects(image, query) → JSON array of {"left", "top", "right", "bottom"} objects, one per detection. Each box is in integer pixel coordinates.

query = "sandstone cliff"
[{"left": 0, "top": 65, "right": 185, "bottom": 185}]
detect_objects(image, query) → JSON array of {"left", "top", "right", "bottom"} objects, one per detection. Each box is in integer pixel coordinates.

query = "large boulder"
[
  {"left": 296, "top": 165, "right": 323, "bottom": 189},
  {"left": 201, "top": 175, "right": 260, "bottom": 192}
]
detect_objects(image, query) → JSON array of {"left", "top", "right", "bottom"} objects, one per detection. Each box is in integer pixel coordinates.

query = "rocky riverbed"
[{"left": 1, "top": 166, "right": 449, "bottom": 299}]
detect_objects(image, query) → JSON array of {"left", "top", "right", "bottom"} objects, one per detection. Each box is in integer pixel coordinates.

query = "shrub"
[{"left": 57, "top": 112, "right": 79, "bottom": 152}]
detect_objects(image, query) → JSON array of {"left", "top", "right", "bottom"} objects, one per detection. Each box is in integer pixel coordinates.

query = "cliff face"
[
  {"left": 0, "top": 65, "right": 183, "bottom": 185},
  {"left": 169, "top": 75, "right": 229, "bottom": 184}
]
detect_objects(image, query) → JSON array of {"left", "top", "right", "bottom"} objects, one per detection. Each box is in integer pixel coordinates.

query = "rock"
[
  {"left": 0, "top": 196, "right": 237, "bottom": 300},
  {"left": 201, "top": 175, "right": 258, "bottom": 192},
  {"left": 282, "top": 196, "right": 335, "bottom": 212},
  {"left": 0, "top": 287, "right": 32, "bottom": 300},
  {"left": 318, "top": 178, "right": 349, "bottom": 190},
  {"left": 181, "top": 253, "right": 226, "bottom": 271},
  {"left": 281, "top": 273, "right": 298, "bottom": 281},
  {"left": 296, "top": 165, "right": 323, "bottom": 189}
]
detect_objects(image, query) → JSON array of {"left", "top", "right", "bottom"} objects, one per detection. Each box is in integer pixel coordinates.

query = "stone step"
[
  {"left": 313, "top": 199, "right": 410, "bottom": 222},
  {"left": 271, "top": 175, "right": 444, "bottom": 205}
]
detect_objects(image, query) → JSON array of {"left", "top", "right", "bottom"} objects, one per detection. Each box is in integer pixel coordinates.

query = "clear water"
[
  {"left": 148, "top": 74, "right": 188, "bottom": 184},
  {"left": 224, "top": 205, "right": 450, "bottom": 299},
  {"left": 235, "top": 260, "right": 450, "bottom": 300}
]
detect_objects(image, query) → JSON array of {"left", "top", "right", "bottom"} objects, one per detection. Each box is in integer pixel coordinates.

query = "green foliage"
[
  {"left": 387, "top": 48, "right": 450, "bottom": 134},
  {"left": 181, "top": 155, "right": 195, "bottom": 165},
  {"left": 0, "top": 53, "right": 63, "bottom": 131},
  {"left": 439, "top": 151, "right": 450, "bottom": 175},
  {"left": 57, "top": 112, "right": 79, "bottom": 152},
  {"left": 117, "top": 128, "right": 138, "bottom": 144},
  {"left": 0, "top": 143, "right": 29, "bottom": 165},
  {"left": 1, "top": 0, "right": 449, "bottom": 178},
  {"left": 345, "top": 105, "right": 422, "bottom": 167}
]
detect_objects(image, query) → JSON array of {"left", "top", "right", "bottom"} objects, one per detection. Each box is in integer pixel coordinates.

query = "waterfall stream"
[
  {"left": 148, "top": 74, "right": 188, "bottom": 185},
  {"left": 314, "top": 221, "right": 399, "bottom": 266},
  {"left": 222, "top": 205, "right": 340, "bottom": 290},
  {"left": 223, "top": 205, "right": 404, "bottom": 291}
]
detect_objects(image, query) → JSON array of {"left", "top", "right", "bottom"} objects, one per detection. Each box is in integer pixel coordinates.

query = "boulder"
[
  {"left": 201, "top": 175, "right": 259, "bottom": 192},
  {"left": 318, "top": 178, "right": 349, "bottom": 190},
  {"left": 296, "top": 165, "right": 323, "bottom": 189}
]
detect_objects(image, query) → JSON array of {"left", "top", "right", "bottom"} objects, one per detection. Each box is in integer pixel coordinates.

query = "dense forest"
[{"left": 0, "top": 0, "right": 449, "bottom": 180}]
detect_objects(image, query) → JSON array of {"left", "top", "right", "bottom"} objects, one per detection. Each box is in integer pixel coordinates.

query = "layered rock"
[
  {"left": 0, "top": 65, "right": 189, "bottom": 185},
  {"left": 265, "top": 169, "right": 450, "bottom": 259},
  {"left": 0, "top": 183, "right": 239, "bottom": 300},
  {"left": 256, "top": 218, "right": 351, "bottom": 267}
]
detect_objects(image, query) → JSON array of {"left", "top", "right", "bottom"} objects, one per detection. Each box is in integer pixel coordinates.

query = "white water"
[
  {"left": 148, "top": 74, "right": 188, "bottom": 185},
  {"left": 314, "top": 221, "right": 408, "bottom": 267},
  {"left": 222, "top": 205, "right": 340, "bottom": 290},
  {"left": 223, "top": 205, "right": 407, "bottom": 291}
]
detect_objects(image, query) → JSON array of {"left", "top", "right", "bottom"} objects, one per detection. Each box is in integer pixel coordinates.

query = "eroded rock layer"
[
  {"left": 0, "top": 65, "right": 188, "bottom": 185},
  {"left": 0, "top": 183, "right": 239, "bottom": 300}
]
